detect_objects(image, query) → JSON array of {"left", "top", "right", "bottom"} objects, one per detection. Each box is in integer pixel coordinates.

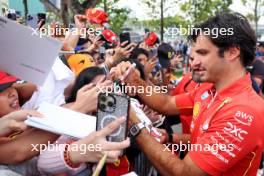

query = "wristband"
[{"left": 63, "top": 141, "right": 81, "bottom": 168}]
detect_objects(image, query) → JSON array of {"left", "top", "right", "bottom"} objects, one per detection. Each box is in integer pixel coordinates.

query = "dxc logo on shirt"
[{"left": 223, "top": 122, "right": 248, "bottom": 141}]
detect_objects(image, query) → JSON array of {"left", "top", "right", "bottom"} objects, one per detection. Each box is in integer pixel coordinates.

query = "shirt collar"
[{"left": 216, "top": 73, "right": 252, "bottom": 101}]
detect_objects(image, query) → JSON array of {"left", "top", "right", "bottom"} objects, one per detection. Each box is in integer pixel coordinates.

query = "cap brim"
[{"left": 0, "top": 82, "right": 15, "bottom": 92}]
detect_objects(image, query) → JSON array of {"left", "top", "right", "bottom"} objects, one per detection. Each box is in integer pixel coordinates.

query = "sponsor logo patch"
[
  {"left": 234, "top": 111, "right": 253, "bottom": 126},
  {"left": 223, "top": 122, "right": 248, "bottom": 141},
  {"left": 193, "top": 102, "right": 201, "bottom": 119}
]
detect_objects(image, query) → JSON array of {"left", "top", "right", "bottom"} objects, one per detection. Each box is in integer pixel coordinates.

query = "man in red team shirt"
[{"left": 115, "top": 12, "right": 264, "bottom": 175}]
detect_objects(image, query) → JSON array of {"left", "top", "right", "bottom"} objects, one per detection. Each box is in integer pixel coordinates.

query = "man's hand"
[
  {"left": 142, "top": 105, "right": 162, "bottom": 122},
  {"left": 69, "top": 117, "right": 130, "bottom": 163}
]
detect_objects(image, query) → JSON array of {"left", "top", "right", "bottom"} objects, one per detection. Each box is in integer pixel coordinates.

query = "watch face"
[{"left": 130, "top": 125, "right": 138, "bottom": 136}]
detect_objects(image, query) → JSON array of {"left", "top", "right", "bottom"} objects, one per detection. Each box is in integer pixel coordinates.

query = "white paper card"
[
  {"left": 0, "top": 16, "right": 62, "bottom": 86},
  {"left": 25, "top": 102, "right": 97, "bottom": 139}
]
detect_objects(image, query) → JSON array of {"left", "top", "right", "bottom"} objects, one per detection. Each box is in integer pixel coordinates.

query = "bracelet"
[{"left": 63, "top": 141, "right": 81, "bottom": 168}]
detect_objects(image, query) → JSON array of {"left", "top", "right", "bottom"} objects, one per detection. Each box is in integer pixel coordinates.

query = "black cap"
[{"left": 157, "top": 43, "right": 175, "bottom": 68}]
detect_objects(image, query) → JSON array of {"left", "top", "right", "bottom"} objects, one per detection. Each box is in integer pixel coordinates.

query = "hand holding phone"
[{"left": 96, "top": 93, "right": 130, "bottom": 142}]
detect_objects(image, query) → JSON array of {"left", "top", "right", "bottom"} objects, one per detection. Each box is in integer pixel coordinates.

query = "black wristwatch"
[{"left": 129, "top": 122, "right": 145, "bottom": 138}]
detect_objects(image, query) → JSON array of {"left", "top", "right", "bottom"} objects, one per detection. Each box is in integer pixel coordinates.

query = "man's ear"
[{"left": 225, "top": 46, "right": 240, "bottom": 61}]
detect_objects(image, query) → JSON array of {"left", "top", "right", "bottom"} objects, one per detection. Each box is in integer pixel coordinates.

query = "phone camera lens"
[
  {"left": 108, "top": 102, "right": 114, "bottom": 107},
  {"left": 100, "top": 104, "right": 106, "bottom": 110},
  {"left": 101, "top": 96, "right": 107, "bottom": 102}
]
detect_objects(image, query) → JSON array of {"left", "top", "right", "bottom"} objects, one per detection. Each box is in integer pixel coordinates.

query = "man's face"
[
  {"left": 191, "top": 35, "right": 226, "bottom": 83},
  {"left": 0, "top": 87, "right": 20, "bottom": 117},
  {"left": 189, "top": 47, "right": 201, "bottom": 82}
]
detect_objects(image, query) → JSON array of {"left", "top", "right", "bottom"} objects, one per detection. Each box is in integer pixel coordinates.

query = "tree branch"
[{"left": 39, "top": 0, "right": 60, "bottom": 16}]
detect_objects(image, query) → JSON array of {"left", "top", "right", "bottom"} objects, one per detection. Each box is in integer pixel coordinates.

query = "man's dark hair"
[{"left": 189, "top": 12, "right": 257, "bottom": 67}]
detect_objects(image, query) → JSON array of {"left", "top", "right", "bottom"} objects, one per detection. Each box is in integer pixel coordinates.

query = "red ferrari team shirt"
[
  {"left": 175, "top": 74, "right": 264, "bottom": 175},
  {"left": 170, "top": 72, "right": 198, "bottom": 134}
]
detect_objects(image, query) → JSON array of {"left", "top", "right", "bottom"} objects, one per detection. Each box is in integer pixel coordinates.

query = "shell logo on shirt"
[{"left": 193, "top": 102, "right": 201, "bottom": 119}]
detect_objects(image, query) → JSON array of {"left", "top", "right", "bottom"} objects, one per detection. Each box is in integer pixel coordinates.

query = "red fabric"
[
  {"left": 102, "top": 29, "right": 118, "bottom": 44},
  {"left": 0, "top": 71, "right": 18, "bottom": 84},
  {"left": 85, "top": 8, "right": 108, "bottom": 25},
  {"left": 144, "top": 32, "right": 158, "bottom": 47},
  {"left": 170, "top": 73, "right": 198, "bottom": 134},
  {"left": 185, "top": 74, "right": 264, "bottom": 175},
  {"left": 106, "top": 155, "right": 129, "bottom": 176}
]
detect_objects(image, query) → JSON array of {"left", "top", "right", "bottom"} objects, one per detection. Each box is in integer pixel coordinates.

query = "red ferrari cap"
[
  {"left": 144, "top": 32, "right": 159, "bottom": 47},
  {"left": 102, "top": 29, "right": 118, "bottom": 44},
  {"left": 85, "top": 8, "right": 108, "bottom": 25}
]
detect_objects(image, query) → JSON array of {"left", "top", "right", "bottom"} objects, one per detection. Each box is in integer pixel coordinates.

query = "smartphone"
[
  {"left": 97, "top": 93, "right": 130, "bottom": 142},
  {"left": 119, "top": 32, "right": 131, "bottom": 47},
  {"left": 27, "top": 15, "right": 38, "bottom": 29}
]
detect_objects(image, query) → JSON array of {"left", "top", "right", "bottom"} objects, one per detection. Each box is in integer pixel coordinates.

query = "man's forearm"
[
  {"left": 129, "top": 108, "right": 203, "bottom": 175},
  {"left": 136, "top": 129, "right": 186, "bottom": 176}
]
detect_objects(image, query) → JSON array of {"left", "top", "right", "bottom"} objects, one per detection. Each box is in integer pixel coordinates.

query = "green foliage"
[
  {"left": 241, "top": 0, "right": 264, "bottom": 23},
  {"left": 180, "top": 0, "right": 232, "bottom": 24},
  {"left": 96, "top": 0, "right": 130, "bottom": 34},
  {"left": 140, "top": 0, "right": 160, "bottom": 19},
  {"left": 141, "top": 15, "right": 191, "bottom": 31}
]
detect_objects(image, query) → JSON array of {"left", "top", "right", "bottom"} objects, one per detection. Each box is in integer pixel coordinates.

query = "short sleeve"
[
  {"left": 189, "top": 106, "right": 260, "bottom": 175},
  {"left": 175, "top": 90, "right": 195, "bottom": 116}
]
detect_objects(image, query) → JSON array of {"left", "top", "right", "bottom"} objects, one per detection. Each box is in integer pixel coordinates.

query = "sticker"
[
  {"left": 193, "top": 102, "right": 201, "bottom": 119},
  {"left": 201, "top": 91, "right": 209, "bottom": 100}
]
